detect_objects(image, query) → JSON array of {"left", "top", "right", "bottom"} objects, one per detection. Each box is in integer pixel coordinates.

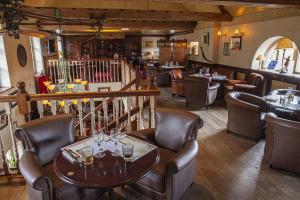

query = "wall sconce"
[
  {"left": 217, "top": 30, "right": 227, "bottom": 38},
  {"left": 234, "top": 29, "right": 245, "bottom": 36}
]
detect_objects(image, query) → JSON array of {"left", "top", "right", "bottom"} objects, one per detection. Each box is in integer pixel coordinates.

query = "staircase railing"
[
  {"left": 47, "top": 58, "right": 124, "bottom": 84},
  {"left": 0, "top": 61, "right": 157, "bottom": 180}
]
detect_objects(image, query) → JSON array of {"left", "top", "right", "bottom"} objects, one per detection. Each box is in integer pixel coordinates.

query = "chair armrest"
[
  {"left": 208, "top": 82, "right": 220, "bottom": 90},
  {"left": 226, "top": 96, "right": 262, "bottom": 113},
  {"left": 226, "top": 79, "right": 247, "bottom": 86},
  {"left": 265, "top": 112, "right": 300, "bottom": 130},
  {"left": 19, "top": 151, "right": 52, "bottom": 192},
  {"left": 233, "top": 84, "right": 256, "bottom": 90},
  {"left": 131, "top": 128, "right": 155, "bottom": 143},
  {"left": 167, "top": 140, "right": 198, "bottom": 174}
]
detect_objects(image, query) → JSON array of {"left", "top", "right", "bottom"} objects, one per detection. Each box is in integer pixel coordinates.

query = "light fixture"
[
  {"left": 217, "top": 30, "right": 227, "bottom": 38},
  {"left": 234, "top": 29, "right": 245, "bottom": 36},
  {"left": 256, "top": 55, "right": 266, "bottom": 70},
  {"left": 275, "top": 38, "right": 294, "bottom": 73},
  {"left": 121, "top": 27, "right": 129, "bottom": 31}
]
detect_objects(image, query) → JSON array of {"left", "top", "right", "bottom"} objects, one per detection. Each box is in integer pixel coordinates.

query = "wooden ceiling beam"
[
  {"left": 20, "top": 20, "right": 197, "bottom": 31},
  {"left": 18, "top": 7, "right": 232, "bottom": 22},
  {"left": 144, "top": 0, "right": 300, "bottom": 8}
]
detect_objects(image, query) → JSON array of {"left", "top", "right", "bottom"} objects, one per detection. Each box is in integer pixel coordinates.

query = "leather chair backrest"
[
  {"left": 247, "top": 73, "right": 264, "bottom": 86},
  {"left": 185, "top": 76, "right": 210, "bottom": 107},
  {"left": 154, "top": 108, "right": 203, "bottom": 152},
  {"left": 170, "top": 69, "right": 183, "bottom": 80},
  {"left": 15, "top": 114, "right": 75, "bottom": 165}
]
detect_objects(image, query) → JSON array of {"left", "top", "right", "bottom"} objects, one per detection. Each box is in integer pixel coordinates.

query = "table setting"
[
  {"left": 61, "top": 128, "right": 157, "bottom": 165},
  {"left": 264, "top": 88, "right": 300, "bottom": 111}
]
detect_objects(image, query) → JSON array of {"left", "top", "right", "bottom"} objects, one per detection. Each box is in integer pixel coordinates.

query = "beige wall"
[
  {"left": 217, "top": 16, "right": 300, "bottom": 69},
  {"left": 172, "top": 22, "right": 220, "bottom": 63},
  {"left": 172, "top": 15, "right": 300, "bottom": 71},
  {"left": 3, "top": 35, "right": 36, "bottom": 93}
]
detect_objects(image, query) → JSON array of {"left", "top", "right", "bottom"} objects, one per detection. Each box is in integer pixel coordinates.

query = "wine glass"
[
  {"left": 93, "top": 130, "right": 105, "bottom": 158},
  {"left": 110, "top": 128, "right": 121, "bottom": 156}
]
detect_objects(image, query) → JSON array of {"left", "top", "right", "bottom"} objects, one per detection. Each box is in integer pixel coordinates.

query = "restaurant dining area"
[{"left": 0, "top": 0, "right": 300, "bottom": 200}]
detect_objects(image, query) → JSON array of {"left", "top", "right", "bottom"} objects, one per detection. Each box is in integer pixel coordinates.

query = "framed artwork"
[
  {"left": 157, "top": 40, "right": 165, "bottom": 47},
  {"left": 231, "top": 36, "right": 242, "bottom": 50},
  {"left": 0, "top": 110, "right": 8, "bottom": 131},
  {"left": 17, "top": 44, "right": 27, "bottom": 67},
  {"left": 223, "top": 42, "right": 230, "bottom": 56},
  {"left": 144, "top": 41, "right": 154, "bottom": 48},
  {"left": 203, "top": 32, "right": 210, "bottom": 46}
]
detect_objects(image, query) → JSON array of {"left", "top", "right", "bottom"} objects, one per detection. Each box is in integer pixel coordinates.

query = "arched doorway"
[{"left": 251, "top": 36, "right": 300, "bottom": 74}]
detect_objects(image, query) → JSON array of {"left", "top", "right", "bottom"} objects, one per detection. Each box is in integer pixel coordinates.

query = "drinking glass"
[
  {"left": 110, "top": 128, "right": 121, "bottom": 156},
  {"left": 79, "top": 146, "right": 94, "bottom": 166},
  {"left": 92, "top": 130, "right": 105, "bottom": 158},
  {"left": 122, "top": 143, "right": 134, "bottom": 161}
]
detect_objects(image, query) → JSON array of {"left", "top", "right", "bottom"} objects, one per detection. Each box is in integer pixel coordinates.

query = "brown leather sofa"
[
  {"left": 226, "top": 73, "right": 265, "bottom": 96},
  {"left": 225, "top": 91, "right": 267, "bottom": 140},
  {"left": 16, "top": 114, "right": 104, "bottom": 200},
  {"left": 130, "top": 108, "right": 203, "bottom": 200},
  {"left": 264, "top": 112, "right": 300, "bottom": 174},
  {"left": 185, "top": 76, "right": 220, "bottom": 109}
]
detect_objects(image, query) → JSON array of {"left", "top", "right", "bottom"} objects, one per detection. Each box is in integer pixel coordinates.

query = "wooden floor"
[{"left": 1, "top": 87, "right": 300, "bottom": 200}]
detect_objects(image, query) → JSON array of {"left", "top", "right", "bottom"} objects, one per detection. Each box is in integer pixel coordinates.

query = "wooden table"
[{"left": 54, "top": 136, "right": 159, "bottom": 199}]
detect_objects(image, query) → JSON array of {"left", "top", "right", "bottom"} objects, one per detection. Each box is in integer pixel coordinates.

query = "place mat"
[{"left": 61, "top": 135, "right": 157, "bottom": 163}]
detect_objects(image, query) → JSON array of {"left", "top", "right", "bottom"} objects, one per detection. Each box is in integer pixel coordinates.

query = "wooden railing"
[
  {"left": 47, "top": 58, "right": 123, "bottom": 84},
  {"left": 0, "top": 62, "right": 157, "bottom": 180}
]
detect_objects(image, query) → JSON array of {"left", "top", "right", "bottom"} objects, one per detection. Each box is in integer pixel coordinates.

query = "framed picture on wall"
[
  {"left": 157, "top": 40, "right": 165, "bottom": 47},
  {"left": 223, "top": 42, "right": 230, "bottom": 56},
  {"left": 230, "top": 36, "right": 242, "bottom": 50},
  {"left": 144, "top": 41, "right": 154, "bottom": 48},
  {"left": 203, "top": 32, "right": 210, "bottom": 46}
]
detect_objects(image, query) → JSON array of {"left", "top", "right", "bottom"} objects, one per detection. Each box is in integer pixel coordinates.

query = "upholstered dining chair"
[
  {"left": 15, "top": 114, "right": 104, "bottom": 200},
  {"left": 130, "top": 108, "right": 203, "bottom": 200},
  {"left": 226, "top": 72, "right": 265, "bottom": 96},
  {"left": 185, "top": 76, "right": 220, "bottom": 109},
  {"left": 264, "top": 112, "right": 300, "bottom": 174},
  {"left": 225, "top": 91, "right": 267, "bottom": 140},
  {"left": 169, "top": 69, "right": 187, "bottom": 96}
]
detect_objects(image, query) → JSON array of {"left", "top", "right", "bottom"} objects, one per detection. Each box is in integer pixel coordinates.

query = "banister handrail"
[{"left": 0, "top": 87, "right": 159, "bottom": 102}]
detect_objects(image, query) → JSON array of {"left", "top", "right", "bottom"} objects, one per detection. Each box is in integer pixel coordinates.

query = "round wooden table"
[{"left": 54, "top": 136, "right": 159, "bottom": 199}]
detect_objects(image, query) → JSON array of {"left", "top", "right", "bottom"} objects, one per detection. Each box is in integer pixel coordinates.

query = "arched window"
[{"left": 252, "top": 37, "right": 300, "bottom": 75}]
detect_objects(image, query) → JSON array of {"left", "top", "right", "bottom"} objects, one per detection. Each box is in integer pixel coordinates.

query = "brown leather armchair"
[
  {"left": 170, "top": 69, "right": 186, "bottom": 96},
  {"left": 130, "top": 108, "right": 203, "bottom": 200},
  {"left": 225, "top": 91, "right": 267, "bottom": 140},
  {"left": 15, "top": 114, "right": 104, "bottom": 200},
  {"left": 227, "top": 73, "right": 265, "bottom": 96},
  {"left": 264, "top": 112, "right": 300, "bottom": 174},
  {"left": 185, "top": 76, "right": 220, "bottom": 109},
  {"left": 155, "top": 71, "right": 170, "bottom": 86}
]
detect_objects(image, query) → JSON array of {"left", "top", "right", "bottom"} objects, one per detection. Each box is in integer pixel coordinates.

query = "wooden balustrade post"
[
  {"left": 150, "top": 96, "right": 156, "bottom": 128},
  {"left": 0, "top": 135, "right": 9, "bottom": 175},
  {"left": 16, "top": 81, "right": 30, "bottom": 122}
]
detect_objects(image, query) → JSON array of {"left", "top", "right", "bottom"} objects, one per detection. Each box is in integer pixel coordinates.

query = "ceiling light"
[{"left": 121, "top": 28, "right": 129, "bottom": 31}]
